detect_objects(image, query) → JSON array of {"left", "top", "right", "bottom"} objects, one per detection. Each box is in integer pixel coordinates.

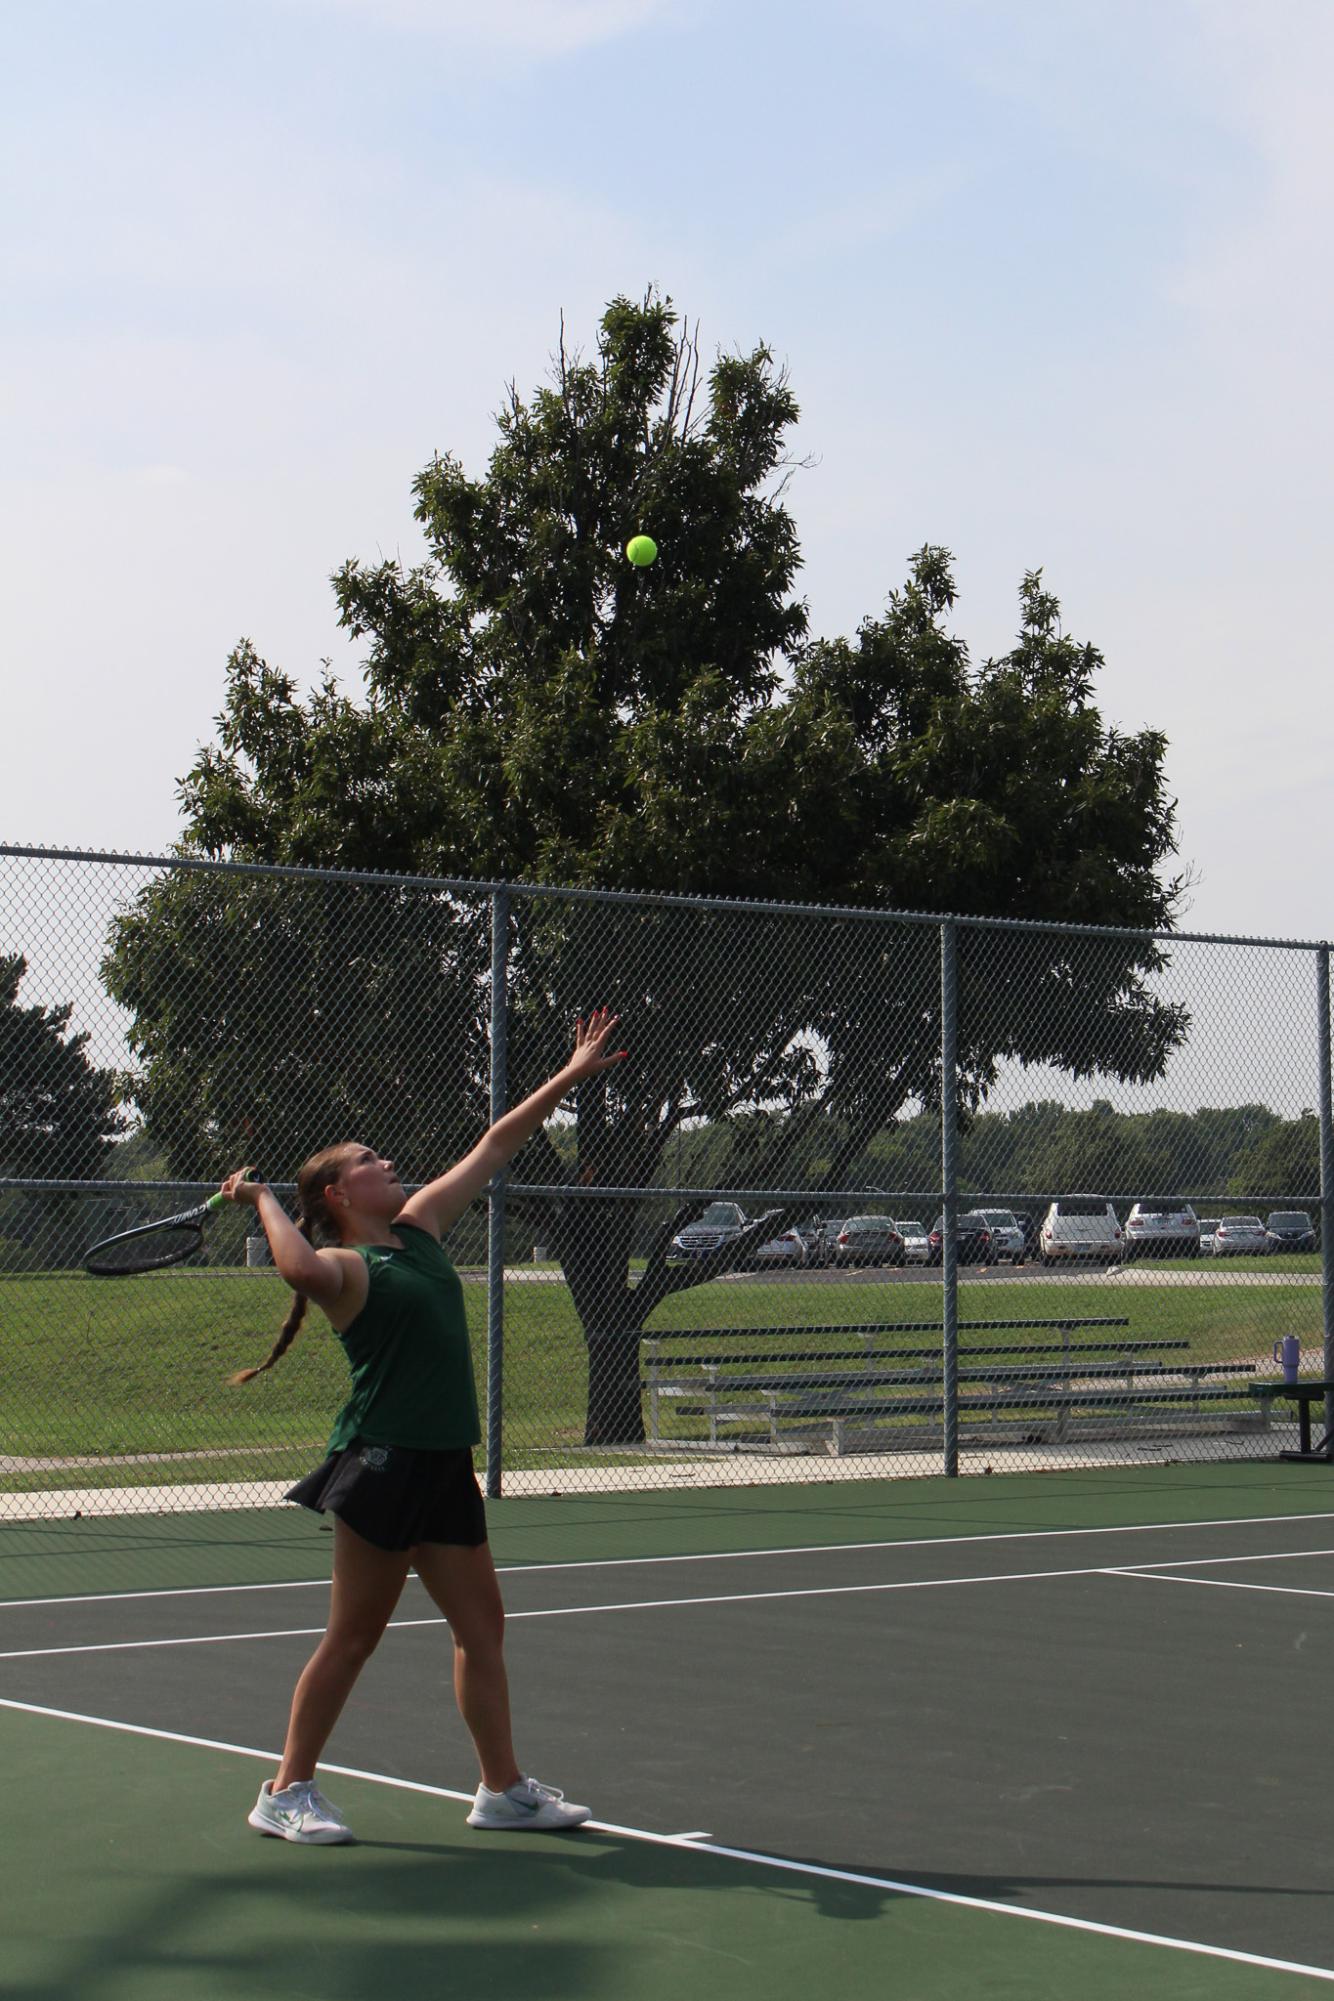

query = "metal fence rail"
[{"left": 2, "top": 841, "right": 1331, "bottom": 1518}]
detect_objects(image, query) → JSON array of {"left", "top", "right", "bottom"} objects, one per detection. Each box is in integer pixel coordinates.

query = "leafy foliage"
[
  {"left": 0, "top": 955, "right": 123, "bottom": 1179},
  {"left": 0, "top": 954, "right": 125, "bottom": 1267}
]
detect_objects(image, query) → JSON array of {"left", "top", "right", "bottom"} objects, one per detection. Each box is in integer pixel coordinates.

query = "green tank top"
[{"left": 327, "top": 1222, "right": 481, "bottom": 1453}]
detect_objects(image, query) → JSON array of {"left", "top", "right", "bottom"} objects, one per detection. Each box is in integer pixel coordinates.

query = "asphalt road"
[
  {"left": 736, "top": 1263, "right": 1085, "bottom": 1285},
  {"left": 726, "top": 1260, "right": 1319, "bottom": 1286}
]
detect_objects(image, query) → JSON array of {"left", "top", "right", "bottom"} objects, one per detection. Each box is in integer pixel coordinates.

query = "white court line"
[
  {"left": 1103, "top": 1546, "right": 1334, "bottom": 1573},
  {"left": 0, "top": 1617, "right": 443, "bottom": 1661},
  {"left": 0, "top": 1693, "right": 1330, "bottom": 1985},
  {"left": 6, "top": 1507, "right": 1334, "bottom": 1612},
  {"left": 0, "top": 1577, "right": 334, "bottom": 1611},
  {"left": 10, "top": 1553, "right": 1328, "bottom": 1662},
  {"left": 9, "top": 1546, "right": 1334, "bottom": 1662},
  {"left": 1112, "top": 1571, "right": 1334, "bottom": 1603}
]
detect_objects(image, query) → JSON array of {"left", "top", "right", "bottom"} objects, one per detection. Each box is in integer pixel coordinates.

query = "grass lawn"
[{"left": 1, "top": 1263, "right": 1324, "bottom": 1486}]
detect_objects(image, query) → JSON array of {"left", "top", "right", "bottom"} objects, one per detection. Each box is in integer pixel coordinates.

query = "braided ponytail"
[{"left": 228, "top": 1145, "right": 353, "bottom": 1387}]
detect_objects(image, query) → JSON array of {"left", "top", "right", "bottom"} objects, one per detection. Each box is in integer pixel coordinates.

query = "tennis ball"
[{"left": 625, "top": 534, "right": 658, "bottom": 567}]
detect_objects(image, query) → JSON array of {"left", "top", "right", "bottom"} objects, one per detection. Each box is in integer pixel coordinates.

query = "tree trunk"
[
  {"left": 583, "top": 1330, "right": 647, "bottom": 1445},
  {"left": 548, "top": 1189, "right": 647, "bottom": 1446}
]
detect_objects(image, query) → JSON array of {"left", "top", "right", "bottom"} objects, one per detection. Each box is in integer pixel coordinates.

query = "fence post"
[
  {"left": 486, "top": 889, "right": 510, "bottom": 1500},
  {"left": 1318, "top": 948, "right": 1334, "bottom": 1442},
  {"left": 940, "top": 919, "right": 960, "bottom": 1476}
]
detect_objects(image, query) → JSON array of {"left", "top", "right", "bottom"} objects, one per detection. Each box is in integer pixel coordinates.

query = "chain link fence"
[{"left": 3, "top": 842, "right": 1331, "bottom": 1525}]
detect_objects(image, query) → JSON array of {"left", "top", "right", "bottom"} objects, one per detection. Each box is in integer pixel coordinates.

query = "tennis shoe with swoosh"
[
  {"left": 248, "top": 1778, "right": 355, "bottom": 1844},
  {"left": 466, "top": 1775, "right": 591, "bottom": 1831}
]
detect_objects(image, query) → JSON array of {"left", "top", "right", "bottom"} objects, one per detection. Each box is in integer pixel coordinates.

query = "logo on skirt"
[{"left": 358, "top": 1445, "right": 390, "bottom": 1471}]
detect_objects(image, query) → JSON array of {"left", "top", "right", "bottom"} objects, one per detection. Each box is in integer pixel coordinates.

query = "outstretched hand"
[{"left": 564, "top": 1007, "right": 628, "bottom": 1083}]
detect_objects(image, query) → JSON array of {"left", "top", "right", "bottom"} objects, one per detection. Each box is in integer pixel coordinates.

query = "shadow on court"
[
  {"left": 23, "top": 1831, "right": 1334, "bottom": 2001},
  {"left": 16, "top": 1854, "right": 610, "bottom": 2001},
  {"left": 8, "top": 1673, "right": 1331, "bottom": 2001},
  {"left": 734, "top": 1846, "right": 1334, "bottom": 1918}
]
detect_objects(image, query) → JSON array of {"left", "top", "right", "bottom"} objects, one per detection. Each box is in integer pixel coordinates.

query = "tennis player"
[{"left": 222, "top": 1008, "right": 627, "bottom": 1846}]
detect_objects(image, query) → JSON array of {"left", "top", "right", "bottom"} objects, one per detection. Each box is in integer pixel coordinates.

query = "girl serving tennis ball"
[{"left": 222, "top": 1007, "right": 627, "bottom": 1846}]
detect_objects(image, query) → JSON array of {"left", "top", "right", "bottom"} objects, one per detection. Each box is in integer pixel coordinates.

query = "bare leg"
[
  {"left": 273, "top": 1517, "right": 410, "bottom": 1790},
  {"left": 411, "top": 1540, "right": 520, "bottom": 1792}
]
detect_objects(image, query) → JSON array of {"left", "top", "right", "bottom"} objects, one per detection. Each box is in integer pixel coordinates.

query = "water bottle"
[{"left": 1273, "top": 1335, "right": 1300, "bottom": 1384}]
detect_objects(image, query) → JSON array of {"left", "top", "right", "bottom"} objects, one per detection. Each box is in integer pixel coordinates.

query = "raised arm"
[{"left": 397, "top": 1008, "right": 627, "bottom": 1240}]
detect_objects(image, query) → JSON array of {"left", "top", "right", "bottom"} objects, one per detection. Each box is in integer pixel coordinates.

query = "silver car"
[
  {"left": 1213, "top": 1215, "right": 1269, "bottom": 1256},
  {"left": 1198, "top": 1219, "right": 1220, "bottom": 1256},
  {"left": 752, "top": 1228, "right": 808, "bottom": 1269},
  {"left": 894, "top": 1219, "right": 931, "bottom": 1264},
  {"left": 974, "top": 1208, "right": 1026, "bottom": 1263},
  {"left": 832, "top": 1216, "right": 906, "bottom": 1268}
]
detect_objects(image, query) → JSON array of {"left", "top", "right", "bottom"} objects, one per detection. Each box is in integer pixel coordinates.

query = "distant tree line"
[{"left": 663, "top": 1097, "right": 1320, "bottom": 1215}]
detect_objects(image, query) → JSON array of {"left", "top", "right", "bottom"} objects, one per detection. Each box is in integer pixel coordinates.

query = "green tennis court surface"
[{"left": 5, "top": 1464, "right": 1334, "bottom": 1997}]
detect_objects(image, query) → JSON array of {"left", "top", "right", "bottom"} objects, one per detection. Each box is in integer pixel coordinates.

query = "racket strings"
[{"left": 86, "top": 1224, "right": 206, "bottom": 1275}]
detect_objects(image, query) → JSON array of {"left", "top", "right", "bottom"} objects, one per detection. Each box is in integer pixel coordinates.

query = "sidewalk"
[{"left": 0, "top": 1424, "right": 1300, "bottom": 1521}]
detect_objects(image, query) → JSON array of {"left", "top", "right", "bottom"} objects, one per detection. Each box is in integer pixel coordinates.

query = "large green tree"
[
  {"left": 0, "top": 956, "right": 123, "bottom": 1178},
  {"left": 0, "top": 954, "right": 125, "bottom": 1267},
  {"left": 104, "top": 291, "right": 1188, "bottom": 1442}
]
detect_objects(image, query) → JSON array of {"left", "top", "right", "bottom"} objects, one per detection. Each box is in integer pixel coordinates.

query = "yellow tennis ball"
[{"left": 625, "top": 534, "right": 658, "bottom": 567}]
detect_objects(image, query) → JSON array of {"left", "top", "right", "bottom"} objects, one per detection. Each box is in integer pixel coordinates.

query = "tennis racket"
[{"left": 84, "top": 1173, "right": 264, "bottom": 1276}]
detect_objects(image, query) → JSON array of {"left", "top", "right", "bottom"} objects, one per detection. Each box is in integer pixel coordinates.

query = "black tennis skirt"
[{"left": 285, "top": 1441, "right": 487, "bottom": 1552}]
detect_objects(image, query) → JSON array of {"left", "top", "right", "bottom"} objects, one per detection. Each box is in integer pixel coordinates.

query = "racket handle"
[{"left": 208, "top": 1170, "right": 265, "bottom": 1212}]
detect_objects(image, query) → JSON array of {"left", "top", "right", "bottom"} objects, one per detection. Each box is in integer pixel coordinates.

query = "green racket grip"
[{"left": 208, "top": 1170, "right": 264, "bottom": 1212}]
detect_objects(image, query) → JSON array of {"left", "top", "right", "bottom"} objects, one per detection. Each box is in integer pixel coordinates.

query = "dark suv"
[
  {"left": 1265, "top": 1211, "right": 1316, "bottom": 1254},
  {"left": 669, "top": 1201, "right": 749, "bottom": 1262}
]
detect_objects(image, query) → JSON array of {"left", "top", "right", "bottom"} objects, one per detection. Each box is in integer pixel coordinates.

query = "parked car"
[
  {"left": 669, "top": 1201, "right": 749, "bottom": 1262},
  {"left": 974, "top": 1208, "right": 1026, "bottom": 1262},
  {"left": 792, "top": 1220, "right": 830, "bottom": 1266},
  {"left": 1212, "top": 1215, "right": 1269, "bottom": 1257},
  {"left": 832, "top": 1215, "right": 906, "bottom": 1268},
  {"left": 1011, "top": 1210, "right": 1041, "bottom": 1259},
  {"left": 793, "top": 1217, "right": 852, "bottom": 1266},
  {"left": 1123, "top": 1202, "right": 1200, "bottom": 1260},
  {"left": 752, "top": 1228, "right": 808, "bottom": 1269},
  {"left": 1038, "top": 1196, "right": 1123, "bottom": 1266},
  {"left": 1198, "top": 1219, "right": 1220, "bottom": 1256},
  {"left": 927, "top": 1212, "right": 994, "bottom": 1265},
  {"left": 894, "top": 1219, "right": 931, "bottom": 1264},
  {"left": 1265, "top": 1210, "right": 1316, "bottom": 1255}
]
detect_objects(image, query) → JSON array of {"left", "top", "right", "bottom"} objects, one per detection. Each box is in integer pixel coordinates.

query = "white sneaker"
[
  {"left": 248, "top": 1778, "right": 355, "bottom": 1844},
  {"left": 466, "top": 1775, "right": 591, "bottom": 1831}
]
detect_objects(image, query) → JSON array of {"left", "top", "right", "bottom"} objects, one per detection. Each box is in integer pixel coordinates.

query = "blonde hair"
[{"left": 228, "top": 1144, "right": 357, "bottom": 1385}]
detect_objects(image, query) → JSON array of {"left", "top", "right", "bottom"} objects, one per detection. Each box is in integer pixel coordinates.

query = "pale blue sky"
[{"left": 4, "top": 0, "right": 1331, "bottom": 943}]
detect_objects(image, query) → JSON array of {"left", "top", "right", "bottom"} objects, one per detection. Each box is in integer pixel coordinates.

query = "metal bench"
[
  {"left": 647, "top": 1333, "right": 1258, "bottom": 1453},
  {"left": 644, "top": 1316, "right": 1147, "bottom": 1444},
  {"left": 1248, "top": 1379, "right": 1334, "bottom": 1462},
  {"left": 666, "top": 1379, "right": 1261, "bottom": 1454}
]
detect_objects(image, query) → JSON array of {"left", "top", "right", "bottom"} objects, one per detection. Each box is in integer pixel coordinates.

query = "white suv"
[
  {"left": 975, "top": 1208, "right": 1026, "bottom": 1262},
  {"left": 1124, "top": 1202, "right": 1200, "bottom": 1260},
  {"left": 1039, "top": 1196, "right": 1124, "bottom": 1266}
]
